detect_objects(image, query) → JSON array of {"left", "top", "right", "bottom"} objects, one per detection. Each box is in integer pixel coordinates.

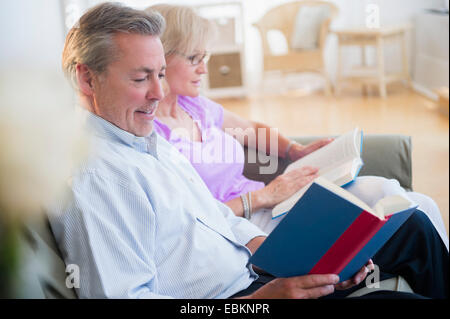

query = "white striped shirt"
[{"left": 48, "top": 112, "right": 265, "bottom": 299}]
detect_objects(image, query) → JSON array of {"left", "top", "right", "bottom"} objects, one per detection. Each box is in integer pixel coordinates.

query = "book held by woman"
[{"left": 272, "top": 128, "right": 364, "bottom": 218}]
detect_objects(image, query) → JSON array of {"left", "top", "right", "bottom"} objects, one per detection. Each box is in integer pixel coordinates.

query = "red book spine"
[{"left": 309, "top": 211, "right": 387, "bottom": 276}]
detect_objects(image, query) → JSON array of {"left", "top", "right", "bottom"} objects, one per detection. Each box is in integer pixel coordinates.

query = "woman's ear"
[
  {"left": 76, "top": 63, "right": 95, "bottom": 96},
  {"left": 161, "top": 78, "right": 171, "bottom": 96}
]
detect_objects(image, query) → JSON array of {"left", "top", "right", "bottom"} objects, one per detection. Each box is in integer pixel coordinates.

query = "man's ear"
[{"left": 76, "top": 63, "right": 96, "bottom": 96}]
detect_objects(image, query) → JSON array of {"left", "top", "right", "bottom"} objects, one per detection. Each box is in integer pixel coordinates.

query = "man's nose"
[{"left": 147, "top": 79, "right": 164, "bottom": 101}]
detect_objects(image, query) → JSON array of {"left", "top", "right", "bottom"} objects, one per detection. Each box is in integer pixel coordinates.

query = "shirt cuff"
[{"left": 231, "top": 219, "right": 267, "bottom": 248}]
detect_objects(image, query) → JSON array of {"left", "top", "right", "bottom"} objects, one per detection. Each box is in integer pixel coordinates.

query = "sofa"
[
  {"left": 244, "top": 134, "right": 412, "bottom": 191},
  {"left": 15, "top": 134, "right": 413, "bottom": 298}
]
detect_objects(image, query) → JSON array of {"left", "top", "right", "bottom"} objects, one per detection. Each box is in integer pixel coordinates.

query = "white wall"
[
  {"left": 413, "top": 11, "right": 449, "bottom": 96},
  {"left": 1, "top": 0, "right": 445, "bottom": 94},
  {"left": 0, "top": 0, "right": 66, "bottom": 75},
  {"left": 0, "top": 0, "right": 77, "bottom": 110}
]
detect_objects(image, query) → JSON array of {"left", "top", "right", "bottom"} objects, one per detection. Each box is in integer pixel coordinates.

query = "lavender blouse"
[{"left": 154, "top": 95, "right": 265, "bottom": 202}]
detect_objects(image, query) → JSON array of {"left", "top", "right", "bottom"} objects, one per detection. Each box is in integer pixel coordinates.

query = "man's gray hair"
[{"left": 62, "top": 2, "right": 165, "bottom": 89}]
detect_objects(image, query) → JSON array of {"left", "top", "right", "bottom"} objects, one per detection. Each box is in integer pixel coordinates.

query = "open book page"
[
  {"left": 373, "top": 195, "right": 415, "bottom": 218},
  {"left": 284, "top": 128, "right": 362, "bottom": 176},
  {"left": 321, "top": 158, "right": 364, "bottom": 186},
  {"left": 294, "top": 177, "right": 413, "bottom": 220},
  {"left": 316, "top": 178, "right": 414, "bottom": 219},
  {"left": 272, "top": 129, "right": 362, "bottom": 218}
]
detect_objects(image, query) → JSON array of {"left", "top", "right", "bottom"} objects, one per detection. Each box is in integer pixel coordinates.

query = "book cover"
[{"left": 250, "top": 178, "right": 416, "bottom": 282}]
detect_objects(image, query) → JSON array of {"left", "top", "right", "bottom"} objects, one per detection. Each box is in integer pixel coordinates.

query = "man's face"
[{"left": 91, "top": 33, "right": 166, "bottom": 137}]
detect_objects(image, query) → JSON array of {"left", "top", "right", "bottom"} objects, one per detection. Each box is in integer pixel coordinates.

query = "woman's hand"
[
  {"left": 255, "top": 166, "right": 319, "bottom": 209},
  {"left": 288, "top": 138, "right": 334, "bottom": 162}
]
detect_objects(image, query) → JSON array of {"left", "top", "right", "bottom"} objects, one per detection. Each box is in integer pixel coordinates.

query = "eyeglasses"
[{"left": 176, "top": 51, "right": 211, "bottom": 66}]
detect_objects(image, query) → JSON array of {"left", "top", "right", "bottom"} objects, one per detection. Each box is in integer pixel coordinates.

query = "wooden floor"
[{"left": 216, "top": 83, "right": 449, "bottom": 235}]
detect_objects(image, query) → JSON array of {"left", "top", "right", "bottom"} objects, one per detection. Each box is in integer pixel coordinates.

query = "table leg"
[
  {"left": 401, "top": 31, "right": 412, "bottom": 89},
  {"left": 361, "top": 45, "right": 368, "bottom": 96},
  {"left": 376, "top": 36, "right": 387, "bottom": 98},
  {"left": 323, "top": 71, "right": 333, "bottom": 96},
  {"left": 335, "top": 41, "right": 342, "bottom": 96}
]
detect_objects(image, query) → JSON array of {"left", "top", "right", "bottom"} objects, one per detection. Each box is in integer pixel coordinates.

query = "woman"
[{"left": 147, "top": 4, "right": 448, "bottom": 248}]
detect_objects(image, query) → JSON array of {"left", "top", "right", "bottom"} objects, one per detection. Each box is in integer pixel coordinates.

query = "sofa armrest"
[
  {"left": 243, "top": 134, "right": 413, "bottom": 191},
  {"left": 15, "top": 216, "right": 78, "bottom": 299}
]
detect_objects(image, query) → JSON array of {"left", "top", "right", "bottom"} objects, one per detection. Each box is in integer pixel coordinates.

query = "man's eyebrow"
[{"left": 132, "top": 66, "right": 166, "bottom": 73}]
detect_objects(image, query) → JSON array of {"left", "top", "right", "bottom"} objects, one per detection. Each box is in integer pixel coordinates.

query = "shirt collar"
[{"left": 84, "top": 111, "right": 158, "bottom": 158}]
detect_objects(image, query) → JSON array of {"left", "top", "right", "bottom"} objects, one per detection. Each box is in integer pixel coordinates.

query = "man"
[{"left": 50, "top": 3, "right": 447, "bottom": 299}]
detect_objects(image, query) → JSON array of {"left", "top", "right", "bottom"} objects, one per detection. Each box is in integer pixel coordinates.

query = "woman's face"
[{"left": 165, "top": 50, "right": 208, "bottom": 97}]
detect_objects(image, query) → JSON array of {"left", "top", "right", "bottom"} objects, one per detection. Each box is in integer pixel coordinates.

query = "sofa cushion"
[
  {"left": 243, "top": 134, "right": 413, "bottom": 191},
  {"left": 291, "top": 5, "right": 330, "bottom": 50},
  {"left": 18, "top": 216, "right": 77, "bottom": 299}
]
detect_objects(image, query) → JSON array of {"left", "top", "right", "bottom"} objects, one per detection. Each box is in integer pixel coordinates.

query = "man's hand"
[
  {"left": 335, "top": 259, "right": 375, "bottom": 290},
  {"left": 240, "top": 260, "right": 375, "bottom": 299},
  {"left": 288, "top": 138, "right": 334, "bottom": 161},
  {"left": 241, "top": 274, "right": 340, "bottom": 299}
]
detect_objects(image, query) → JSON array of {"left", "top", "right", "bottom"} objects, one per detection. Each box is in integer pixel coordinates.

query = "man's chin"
[{"left": 133, "top": 124, "right": 153, "bottom": 137}]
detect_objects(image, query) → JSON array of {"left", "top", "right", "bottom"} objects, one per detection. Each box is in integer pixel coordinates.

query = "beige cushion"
[
  {"left": 243, "top": 134, "right": 413, "bottom": 191},
  {"left": 346, "top": 276, "right": 413, "bottom": 298},
  {"left": 291, "top": 6, "right": 330, "bottom": 50},
  {"left": 17, "top": 217, "right": 77, "bottom": 299}
]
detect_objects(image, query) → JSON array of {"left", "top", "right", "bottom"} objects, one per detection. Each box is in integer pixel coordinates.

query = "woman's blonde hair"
[{"left": 146, "top": 4, "right": 216, "bottom": 56}]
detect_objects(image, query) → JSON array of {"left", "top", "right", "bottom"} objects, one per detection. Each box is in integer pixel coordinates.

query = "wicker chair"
[{"left": 253, "top": 1, "right": 338, "bottom": 94}]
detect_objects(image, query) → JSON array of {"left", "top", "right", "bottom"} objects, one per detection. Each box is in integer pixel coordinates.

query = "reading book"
[
  {"left": 272, "top": 128, "right": 364, "bottom": 218},
  {"left": 249, "top": 177, "right": 417, "bottom": 282}
]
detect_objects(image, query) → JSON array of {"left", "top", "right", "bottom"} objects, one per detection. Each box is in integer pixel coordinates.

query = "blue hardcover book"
[
  {"left": 250, "top": 177, "right": 416, "bottom": 282},
  {"left": 272, "top": 128, "right": 364, "bottom": 218}
]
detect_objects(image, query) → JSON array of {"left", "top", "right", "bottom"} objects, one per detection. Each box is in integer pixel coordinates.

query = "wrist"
[
  {"left": 287, "top": 141, "right": 303, "bottom": 161},
  {"left": 285, "top": 140, "right": 302, "bottom": 161},
  {"left": 252, "top": 188, "right": 271, "bottom": 210},
  {"left": 284, "top": 140, "right": 295, "bottom": 159}
]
